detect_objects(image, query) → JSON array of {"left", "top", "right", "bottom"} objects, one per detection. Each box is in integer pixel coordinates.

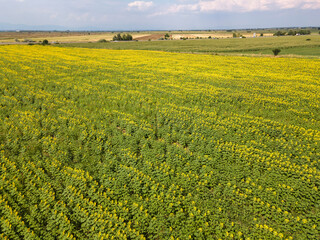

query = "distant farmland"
[{"left": 59, "top": 35, "right": 320, "bottom": 58}]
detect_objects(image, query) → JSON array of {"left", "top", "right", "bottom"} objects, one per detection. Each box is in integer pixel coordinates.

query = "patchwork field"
[
  {"left": 60, "top": 35, "right": 320, "bottom": 58},
  {"left": 0, "top": 45, "right": 319, "bottom": 239}
]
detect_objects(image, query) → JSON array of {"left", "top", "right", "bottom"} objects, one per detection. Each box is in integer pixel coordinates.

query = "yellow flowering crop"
[{"left": 0, "top": 45, "right": 319, "bottom": 239}]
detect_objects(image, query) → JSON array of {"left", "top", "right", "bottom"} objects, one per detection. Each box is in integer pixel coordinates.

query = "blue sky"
[{"left": 1, "top": 0, "right": 320, "bottom": 30}]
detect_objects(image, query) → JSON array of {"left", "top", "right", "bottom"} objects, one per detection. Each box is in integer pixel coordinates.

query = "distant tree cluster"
[
  {"left": 287, "top": 29, "right": 311, "bottom": 35},
  {"left": 273, "top": 31, "right": 286, "bottom": 36},
  {"left": 113, "top": 33, "right": 133, "bottom": 41},
  {"left": 274, "top": 29, "right": 311, "bottom": 36}
]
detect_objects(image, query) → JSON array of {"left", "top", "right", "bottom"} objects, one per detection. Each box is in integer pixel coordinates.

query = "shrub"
[
  {"left": 297, "top": 29, "right": 311, "bottom": 35},
  {"left": 273, "top": 31, "right": 286, "bottom": 36},
  {"left": 272, "top": 48, "right": 281, "bottom": 56},
  {"left": 98, "top": 39, "right": 107, "bottom": 43},
  {"left": 42, "top": 39, "right": 49, "bottom": 45},
  {"left": 287, "top": 30, "right": 297, "bottom": 36}
]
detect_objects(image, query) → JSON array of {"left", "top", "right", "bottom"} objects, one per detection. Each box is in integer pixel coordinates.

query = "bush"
[
  {"left": 42, "top": 39, "right": 49, "bottom": 45},
  {"left": 272, "top": 48, "right": 281, "bottom": 56},
  {"left": 98, "top": 39, "right": 107, "bottom": 43},
  {"left": 233, "top": 33, "right": 245, "bottom": 38},
  {"left": 287, "top": 29, "right": 311, "bottom": 36},
  {"left": 274, "top": 31, "right": 286, "bottom": 36},
  {"left": 287, "top": 30, "right": 296, "bottom": 36},
  {"left": 297, "top": 29, "right": 311, "bottom": 35}
]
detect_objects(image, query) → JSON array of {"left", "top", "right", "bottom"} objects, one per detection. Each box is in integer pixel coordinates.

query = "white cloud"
[
  {"left": 128, "top": 1, "right": 153, "bottom": 11},
  {"left": 154, "top": 0, "right": 320, "bottom": 15},
  {"left": 198, "top": 0, "right": 274, "bottom": 12},
  {"left": 152, "top": 4, "right": 198, "bottom": 16}
]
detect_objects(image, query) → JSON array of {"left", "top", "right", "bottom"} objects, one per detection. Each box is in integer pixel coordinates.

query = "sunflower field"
[{"left": 0, "top": 45, "right": 319, "bottom": 239}]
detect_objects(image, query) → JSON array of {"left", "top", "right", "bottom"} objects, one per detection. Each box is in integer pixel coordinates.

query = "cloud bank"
[
  {"left": 0, "top": 0, "right": 319, "bottom": 30},
  {"left": 160, "top": 0, "right": 320, "bottom": 14}
]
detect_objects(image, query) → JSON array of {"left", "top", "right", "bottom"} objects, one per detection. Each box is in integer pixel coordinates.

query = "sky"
[{"left": 0, "top": 0, "right": 320, "bottom": 30}]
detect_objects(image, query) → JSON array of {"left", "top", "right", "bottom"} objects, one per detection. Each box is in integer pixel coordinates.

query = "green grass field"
[{"left": 59, "top": 35, "right": 320, "bottom": 57}]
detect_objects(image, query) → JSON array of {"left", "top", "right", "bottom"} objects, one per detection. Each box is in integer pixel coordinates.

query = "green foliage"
[
  {"left": 273, "top": 31, "right": 286, "bottom": 36},
  {"left": 42, "top": 39, "right": 49, "bottom": 45},
  {"left": 98, "top": 39, "right": 107, "bottom": 43},
  {"left": 288, "top": 29, "right": 311, "bottom": 36},
  {"left": 288, "top": 30, "right": 296, "bottom": 36},
  {"left": 297, "top": 29, "right": 311, "bottom": 35},
  {"left": 272, "top": 48, "right": 281, "bottom": 56},
  {"left": 233, "top": 33, "right": 244, "bottom": 38},
  {"left": 113, "top": 33, "right": 133, "bottom": 41}
]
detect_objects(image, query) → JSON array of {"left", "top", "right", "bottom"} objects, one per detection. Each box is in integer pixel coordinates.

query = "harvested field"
[{"left": 134, "top": 33, "right": 165, "bottom": 41}]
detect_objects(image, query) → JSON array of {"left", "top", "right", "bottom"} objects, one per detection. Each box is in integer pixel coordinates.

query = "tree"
[
  {"left": 273, "top": 31, "right": 286, "bottom": 36},
  {"left": 42, "top": 39, "right": 49, "bottom": 45},
  {"left": 113, "top": 33, "right": 122, "bottom": 41},
  {"left": 165, "top": 33, "right": 170, "bottom": 39},
  {"left": 122, "top": 34, "right": 133, "bottom": 41},
  {"left": 287, "top": 30, "right": 296, "bottom": 36},
  {"left": 113, "top": 33, "right": 133, "bottom": 41},
  {"left": 297, "top": 29, "right": 311, "bottom": 35},
  {"left": 272, "top": 48, "right": 281, "bottom": 56}
]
